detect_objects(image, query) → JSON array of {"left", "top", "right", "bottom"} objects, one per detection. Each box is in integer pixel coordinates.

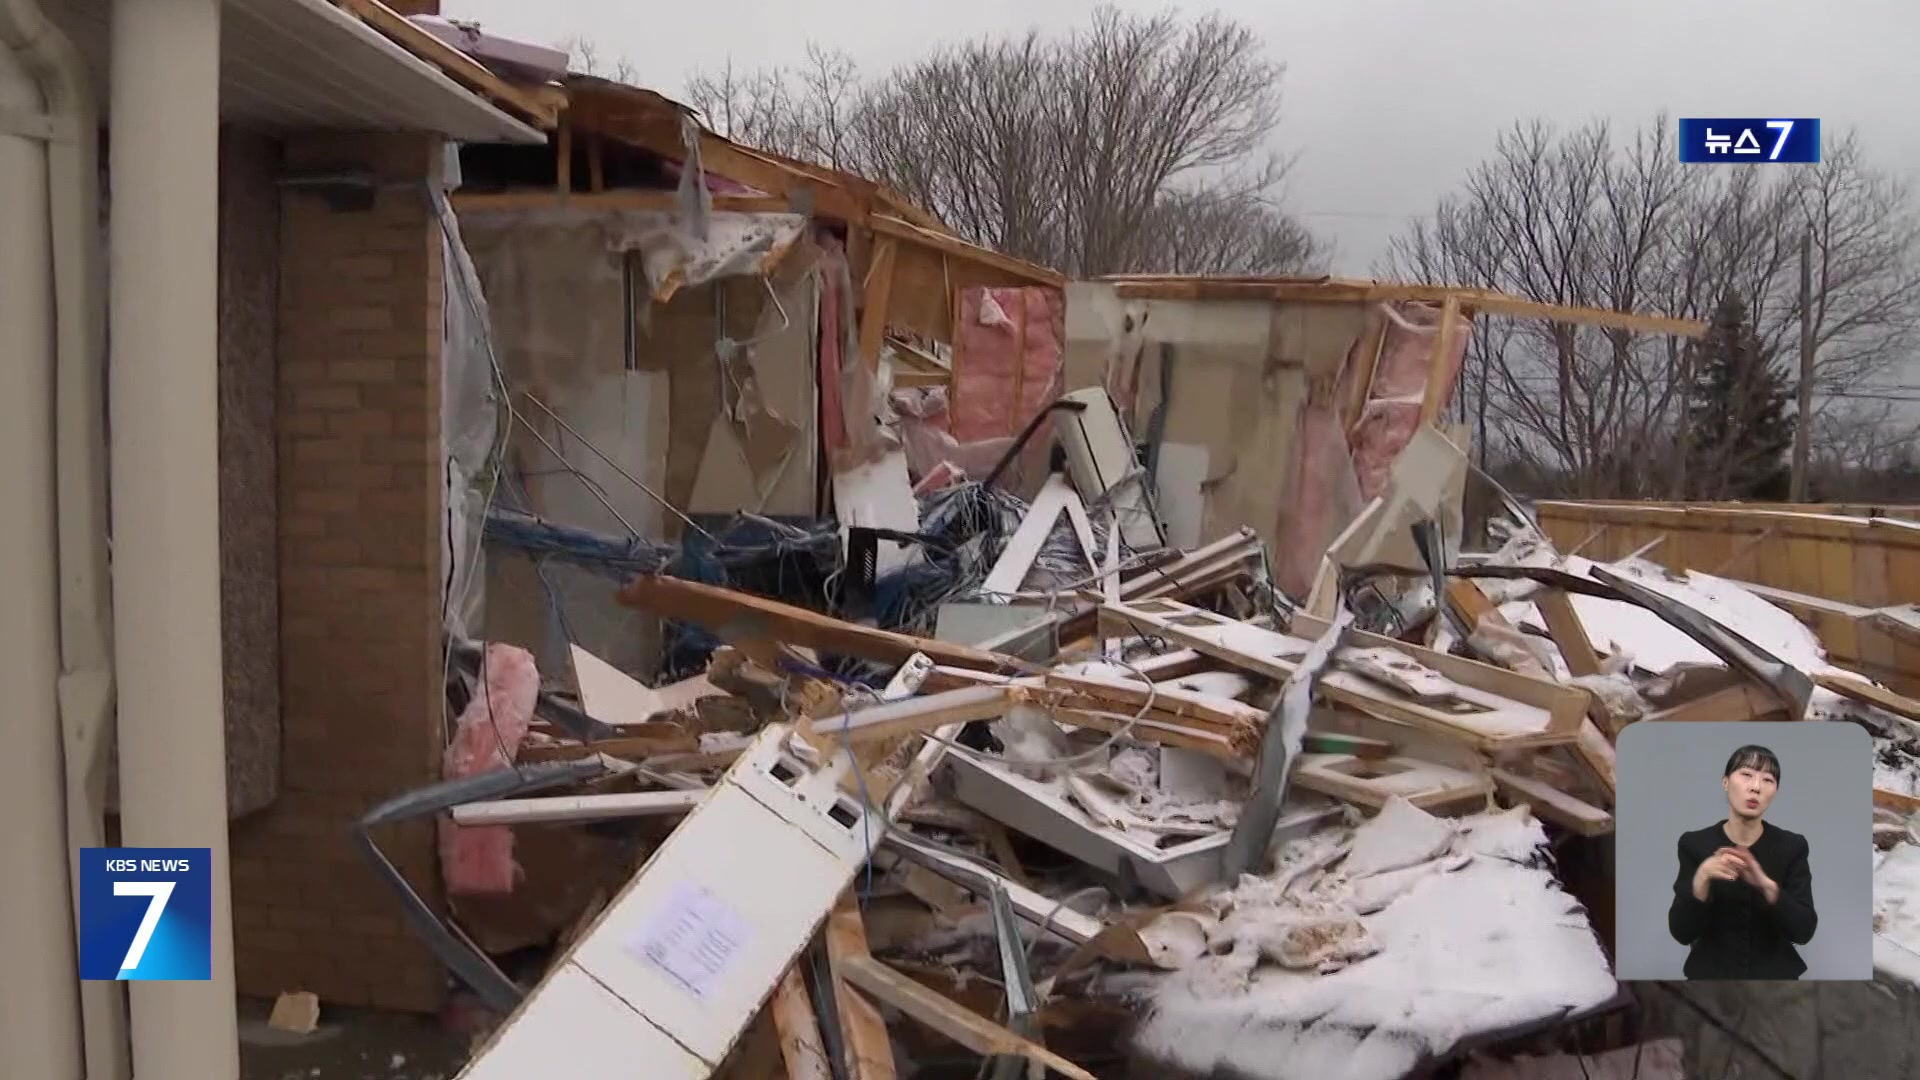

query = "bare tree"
[
  {"left": 682, "top": 8, "right": 1321, "bottom": 276},
  {"left": 1384, "top": 117, "right": 1920, "bottom": 500},
  {"left": 558, "top": 35, "right": 636, "bottom": 84}
]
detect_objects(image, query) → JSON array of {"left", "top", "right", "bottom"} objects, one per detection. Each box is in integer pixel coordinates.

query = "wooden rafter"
[
  {"left": 452, "top": 190, "right": 794, "bottom": 215},
  {"left": 333, "top": 0, "right": 560, "bottom": 128}
]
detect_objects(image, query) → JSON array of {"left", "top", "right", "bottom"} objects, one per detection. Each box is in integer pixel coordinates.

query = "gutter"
[{"left": 0, "top": 0, "right": 127, "bottom": 1076}]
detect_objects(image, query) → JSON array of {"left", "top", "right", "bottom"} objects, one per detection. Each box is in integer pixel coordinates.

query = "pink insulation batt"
[
  {"left": 1348, "top": 302, "right": 1470, "bottom": 501},
  {"left": 438, "top": 643, "right": 540, "bottom": 895}
]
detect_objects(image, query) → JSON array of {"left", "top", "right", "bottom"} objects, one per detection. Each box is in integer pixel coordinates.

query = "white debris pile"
[{"left": 1135, "top": 800, "right": 1616, "bottom": 1080}]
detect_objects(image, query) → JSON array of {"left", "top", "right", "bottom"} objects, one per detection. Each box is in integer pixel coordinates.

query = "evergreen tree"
[{"left": 1686, "top": 294, "right": 1797, "bottom": 500}]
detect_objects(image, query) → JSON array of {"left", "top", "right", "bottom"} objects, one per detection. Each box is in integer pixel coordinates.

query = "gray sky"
[{"left": 448, "top": 0, "right": 1920, "bottom": 277}]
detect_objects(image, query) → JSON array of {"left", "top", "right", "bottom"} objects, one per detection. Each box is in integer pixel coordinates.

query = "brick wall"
[
  {"left": 231, "top": 132, "right": 448, "bottom": 1012},
  {"left": 217, "top": 126, "right": 283, "bottom": 818}
]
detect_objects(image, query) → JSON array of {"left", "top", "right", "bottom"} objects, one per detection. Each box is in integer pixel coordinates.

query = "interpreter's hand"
[
  {"left": 1692, "top": 848, "right": 1743, "bottom": 900},
  {"left": 1724, "top": 846, "right": 1780, "bottom": 904}
]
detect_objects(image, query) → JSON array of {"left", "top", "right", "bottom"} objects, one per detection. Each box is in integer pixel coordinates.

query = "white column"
[
  {"left": 0, "top": 38, "right": 87, "bottom": 1080},
  {"left": 108, "top": 0, "right": 238, "bottom": 1076}
]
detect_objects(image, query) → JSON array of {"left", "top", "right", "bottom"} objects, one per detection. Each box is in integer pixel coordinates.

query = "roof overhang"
[{"left": 56, "top": 0, "right": 545, "bottom": 145}]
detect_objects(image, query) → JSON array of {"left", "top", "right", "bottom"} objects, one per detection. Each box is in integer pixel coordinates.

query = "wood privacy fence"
[{"left": 1534, "top": 501, "right": 1920, "bottom": 696}]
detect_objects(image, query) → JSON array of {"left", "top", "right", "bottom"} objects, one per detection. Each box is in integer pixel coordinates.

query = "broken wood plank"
[
  {"left": 1045, "top": 706, "right": 1246, "bottom": 758},
  {"left": 1643, "top": 682, "right": 1788, "bottom": 724},
  {"left": 1103, "top": 598, "right": 1583, "bottom": 750},
  {"left": 804, "top": 686, "right": 1012, "bottom": 748},
  {"left": 878, "top": 835, "right": 1113, "bottom": 948},
  {"left": 836, "top": 956, "right": 1098, "bottom": 1080},
  {"left": 1537, "top": 589, "right": 1603, "bottom": 678},
  {"left": 1129, "top": 648, "right": 1216, "bottom": 681},
  {"left": 1490, "top": 768, "right": 1614, "bottom": 836},
  {"left": 335, "top": 0, "right": 559, "bottom": 127},
  {"left": 1045, "top": 668, "right": 1266, "bottom": 731},
  {"left": 1334, "top": 647, "right": 1464, "bottom": 703},
  {"left": 981, "top": 822, "right": 1032, "bottom": 887},
  {"left": 517, "top": 727, "right": 701, "bottom": 763},
  {"left": 1874, "top": 788, "right": 1920, "bottom": 816},
  {"left": 619, "top": 575, "right": 1034, "bottom": 673},
  {"left": 1815, "top": 671, "right": 1920, "bottom": 724},
  {"left": 825, "top": 894, "right": 899, "bottom": 1080},
  {"left": 1573, "top": 718, "right": 1617, "bottom": 802},
  {"left": 1291, "top": 753, "right": 1492, "bottom": 814},
  {"left": 1446, "top": 578, "right": 1502, "bottom": 630},
  {"left": 450, "top": 789, "right": 708, "bottom": 826},
  {"left": 770, "top": 968, "right": 833, "bottom": 1080}
]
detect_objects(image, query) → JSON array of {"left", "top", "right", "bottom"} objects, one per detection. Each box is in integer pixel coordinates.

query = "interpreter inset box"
[{"left": 1614, "top": 721, "right": 1872, "bottom": 980}]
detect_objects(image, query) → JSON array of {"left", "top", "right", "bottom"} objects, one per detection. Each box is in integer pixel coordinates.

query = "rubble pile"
[
  {"left": 399, "top": 409, "right": 1920, "bottom": 1080},
  {"left": 393, "top": 332, "right": 1920, "bottom": 1068}
]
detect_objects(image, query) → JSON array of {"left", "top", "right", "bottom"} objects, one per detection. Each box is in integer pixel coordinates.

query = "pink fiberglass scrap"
[
  {"left": 1272, "top": 384, "right": 1363, "bottom": 600},
  {"left": 439, "top": 643, "right": 540, "bottom": 895},
  {"left": 1348, "top": 302, "right": 1470, "bottom": 500}
]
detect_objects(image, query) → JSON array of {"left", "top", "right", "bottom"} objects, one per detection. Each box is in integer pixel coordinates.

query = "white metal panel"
[
  {"left": 459, "top": 726, "right": 872, "bottom": 1077},
  {"left": 460, "top": 964, "right": 708, "bottom": 1080},
  {"left": 1059, "top": 386, "right": 1165, "bottom": 552},
  {"left": 570, "top": 784, "right": 855, "bottom": 1064}
]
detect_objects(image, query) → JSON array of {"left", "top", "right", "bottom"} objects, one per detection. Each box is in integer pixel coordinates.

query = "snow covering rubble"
[
  {"left": 1136, "top": 800, "right": 1616, "bottom": 1080},
  {"left": 1475, "top": 524, "right": 1920, "bottom": 985},
  {"left": 425, "top": 481, "right": 1920, "bottom": 1080}
]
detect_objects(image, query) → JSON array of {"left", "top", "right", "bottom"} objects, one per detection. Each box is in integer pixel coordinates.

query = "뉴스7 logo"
[{"left": 114, "top": 881, "right": 176, "bottom": 972}]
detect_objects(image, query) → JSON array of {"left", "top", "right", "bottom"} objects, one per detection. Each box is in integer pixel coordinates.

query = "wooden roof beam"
[{"left": 334, "top": 0, "right": 561, "bottom": 129}]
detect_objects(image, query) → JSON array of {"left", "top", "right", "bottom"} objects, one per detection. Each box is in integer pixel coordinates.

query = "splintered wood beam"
[
  {"left": 1875, "top": 788, "right": 1920, "bottom": 816},
  {"left": 335, "top": 0, "right": 559, "bottom": 128},
  {"left": 770, "top": 968, "right": 833, "bottom": 1080},
  {"left": 836, "top": 956, "right": 1098, "bottom": 1080},
  {"left": 515, "top": 727, "right": 701, "bottom": 763},
  {"left": 1045, "top": 669, "right": 1265, "bottom": 730},
  {"left": 858, "top": 236, "right": 899, "bottom": 371},
  {"left": 1815, "top": 671, "right": 1920, "bottom": 724},
  {"left": 868, "top": 214, "right": 1067, "bottom": 287},
  {"left": 1491, "top": 768, "right": 1614, "bottom": 836},
  {"left": 1446, "top": 579, "right": 1502, "bottom": 630},
  {"left": 803, "top": 686, "right": 1012, "bottom": 748},
  {"left": 825, "top": 895, "right": 897, "bottom": 1080},
  {"left": 1537, "top": 589, "right": 1604, "bottom": 678},
  {"left": 618, "top": 574, "right": 1036, "bottom": 673}
]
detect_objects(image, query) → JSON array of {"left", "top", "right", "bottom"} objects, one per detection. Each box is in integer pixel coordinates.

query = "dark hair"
[{"left": 1723, "top": 744, "right": 1781, "bottom": 783}]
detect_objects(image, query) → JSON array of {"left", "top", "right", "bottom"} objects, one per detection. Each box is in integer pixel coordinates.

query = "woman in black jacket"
[{"left": 1668, "top": 744, "right": 1818, "bottom": 979}]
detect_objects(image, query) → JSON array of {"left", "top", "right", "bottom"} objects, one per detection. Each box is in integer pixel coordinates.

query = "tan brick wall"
[{"left": 231, "top": 132, "right": 449, "bottom": 1013}]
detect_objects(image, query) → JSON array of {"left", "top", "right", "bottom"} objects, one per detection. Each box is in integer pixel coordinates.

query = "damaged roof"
[{"left": 1100, "top": 273, "right": 1710, "bottom": 336}]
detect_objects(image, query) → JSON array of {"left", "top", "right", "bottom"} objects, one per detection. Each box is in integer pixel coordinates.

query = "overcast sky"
[{"left": 448, "top": 0, "right": 1920, "bottom": 278}]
